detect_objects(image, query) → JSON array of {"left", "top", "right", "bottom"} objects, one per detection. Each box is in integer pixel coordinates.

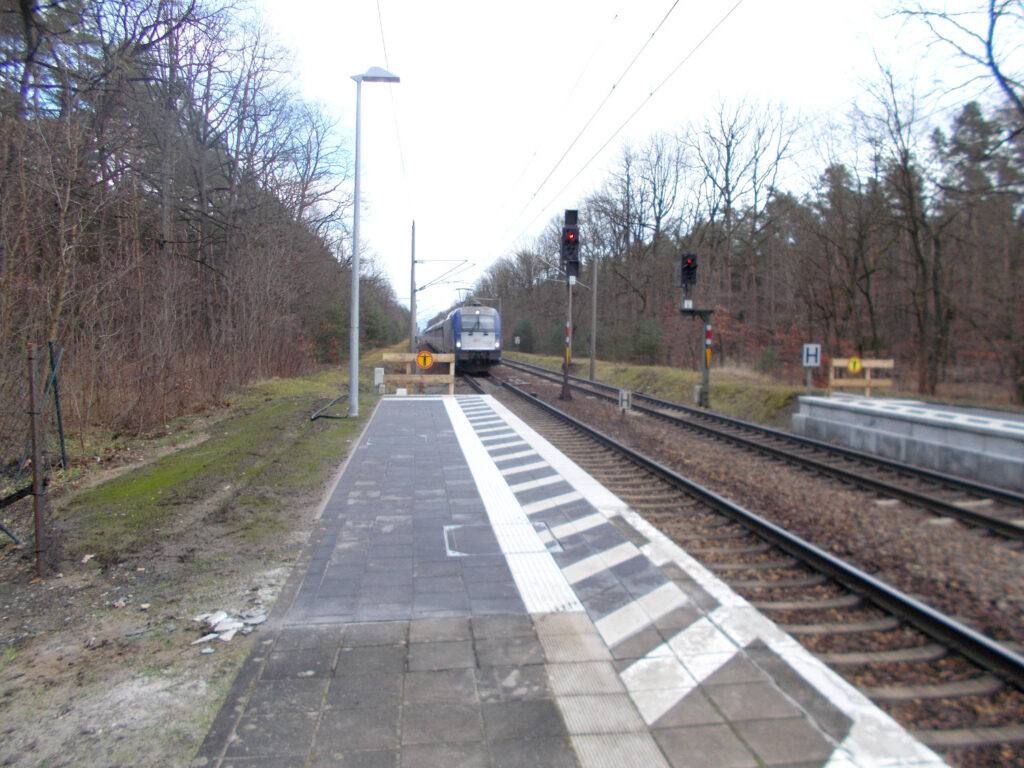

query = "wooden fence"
[
  {"left": 828, "top": 357, "right": 894, "bottom": 397},
  {"left": 379, "top": 352, "right": 455, "bottom": 395}
]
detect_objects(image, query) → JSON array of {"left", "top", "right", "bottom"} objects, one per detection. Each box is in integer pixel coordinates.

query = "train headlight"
[
  {"left": 494, "top": 340, "right": 501, "bottom": 349},
  {"left": 455, "top": 340, "right": 462, "bottom": 349}
]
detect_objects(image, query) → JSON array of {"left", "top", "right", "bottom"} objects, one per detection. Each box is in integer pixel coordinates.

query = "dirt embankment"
[{"left": 1, "top": 373, "right": 360, "bottom": 767}]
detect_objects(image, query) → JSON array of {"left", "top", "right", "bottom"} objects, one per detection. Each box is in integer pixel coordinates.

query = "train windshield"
[{"left": 461, "top": 313, "right": 495, "bottom": 332}]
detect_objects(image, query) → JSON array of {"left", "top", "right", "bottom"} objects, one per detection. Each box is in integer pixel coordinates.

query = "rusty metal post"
[{"left": 28, "top": 345, "right": 45, "bottom": 577}]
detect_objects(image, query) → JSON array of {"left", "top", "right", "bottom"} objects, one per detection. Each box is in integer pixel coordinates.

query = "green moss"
[{"left": 57, "top": 369, "right": 370, "bottom": 566}]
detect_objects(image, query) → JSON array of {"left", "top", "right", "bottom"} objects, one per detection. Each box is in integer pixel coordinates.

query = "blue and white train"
[{"left": 419, "top": 304, "right": 502, "bottom": 372}]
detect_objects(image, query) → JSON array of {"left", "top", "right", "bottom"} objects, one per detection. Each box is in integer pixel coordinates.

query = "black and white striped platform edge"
[{"left": 445, "top": 394, "right": 948, "bottom": 768}]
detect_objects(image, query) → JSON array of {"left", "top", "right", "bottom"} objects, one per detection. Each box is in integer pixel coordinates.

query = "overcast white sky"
[{"left": 256, "top": 0, "right": 962, "bottom": 327}]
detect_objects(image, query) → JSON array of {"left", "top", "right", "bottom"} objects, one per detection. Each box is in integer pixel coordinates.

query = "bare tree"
[
  {"left": 0, "top": 0, "right": 403, "bottom": 473},
  {"left": 896, "top": 1, "right": 1024, "bottom": 131},
  {"left": 855, "top": 65, "right": 957, "bottom": 394},
  {"left": 687, "top": 98, "right": 796, "bottom": 357}
]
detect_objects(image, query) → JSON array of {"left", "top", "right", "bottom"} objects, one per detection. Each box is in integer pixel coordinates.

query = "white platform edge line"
[{"left": 443, "top": 398, "right": 583, "bottom": 615}]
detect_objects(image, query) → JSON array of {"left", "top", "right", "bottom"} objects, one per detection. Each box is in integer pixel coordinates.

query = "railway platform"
[
  {"left": 192, "top": 395, "right": 949, "bottom": 768},
  {"left": 792, "top": 395, "right": 1024, "bottom": 491}
]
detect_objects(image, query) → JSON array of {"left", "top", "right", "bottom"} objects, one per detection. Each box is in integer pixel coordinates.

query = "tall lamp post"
[{"left": 349, "top": 66, "right": 400, "bottom": 418}]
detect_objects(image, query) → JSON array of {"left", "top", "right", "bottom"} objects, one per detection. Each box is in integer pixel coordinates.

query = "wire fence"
[{"left": 1, "top": 343, "right": 66, "bottom": 545}]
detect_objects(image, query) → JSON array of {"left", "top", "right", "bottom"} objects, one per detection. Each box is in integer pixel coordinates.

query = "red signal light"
[
  {"left": 561, "top": 224, "right": 580, "bottom": 265},
  {"left": 681, "top": 253, "right": 698, "bottom": 285}
]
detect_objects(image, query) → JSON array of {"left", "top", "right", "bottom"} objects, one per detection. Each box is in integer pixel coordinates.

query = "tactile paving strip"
[{"left": 445, "top": 398, "right": 582, "bottom": 615}]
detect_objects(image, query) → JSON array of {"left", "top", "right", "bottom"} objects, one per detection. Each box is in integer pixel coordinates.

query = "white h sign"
[{"left": 802, "top": 343, "right": 822, "bottom": 368}]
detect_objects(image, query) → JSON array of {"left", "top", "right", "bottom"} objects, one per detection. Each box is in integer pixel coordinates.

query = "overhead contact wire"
[
  {"left": 503, "top": 8, "right": 623, "bottom": 205},
  {"left": 535, "top": 0, "right": 747, "bottom": 224},
  {"left": 520, "top": 1, "right": 683, "bottom": 219},
  {"left": 377, "top": 0, "right": 411, "bottom": 212}
]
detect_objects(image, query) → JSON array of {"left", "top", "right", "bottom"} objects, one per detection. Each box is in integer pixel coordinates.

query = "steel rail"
[
  {"left": 634, "top": 390, "right": 1024, "bottom": 507},
  {"left": 500, "top": 359, "right": 1024, "bottom": 539},
  {"left": 490, "top": 373, "right": 1024, "bottom": 691},
  {"left": 505, "top": 357, "right": 1024, "bottom": 505}
]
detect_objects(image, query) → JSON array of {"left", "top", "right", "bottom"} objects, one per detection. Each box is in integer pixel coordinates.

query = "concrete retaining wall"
[{"left": 791, "top": 396, "right": 1024, "bottom": 491}]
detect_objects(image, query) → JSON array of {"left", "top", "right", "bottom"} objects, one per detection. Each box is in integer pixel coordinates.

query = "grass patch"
[
  {"left": 504, "top": 351, "right": 804, "bottom": 426},
  {"left": 56, "top": 368, "right": 370, "bottom": 567}
]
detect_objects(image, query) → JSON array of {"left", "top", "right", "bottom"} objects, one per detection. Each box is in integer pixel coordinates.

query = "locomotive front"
[{"left": 452, "top": 306, "right": 501, "bottom": 372}]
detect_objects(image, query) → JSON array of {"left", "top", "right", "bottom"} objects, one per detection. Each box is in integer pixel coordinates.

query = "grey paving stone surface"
[
  {"left": 653, "top": 722, "right": 761, "bottom": 768},
  {"left": 190, "top": 398, "right": 882, "bottom": 768}
]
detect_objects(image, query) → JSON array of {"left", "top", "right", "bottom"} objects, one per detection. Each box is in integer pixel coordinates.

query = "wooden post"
[{"left": 28, "top": 345, "right": 45, "bottom": 577}]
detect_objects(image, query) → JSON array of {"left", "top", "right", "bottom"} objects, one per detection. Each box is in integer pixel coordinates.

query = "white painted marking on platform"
[
  {"left": 509, "top": 473, "right": 564, "bottom": 494},
  {"left": 469, "top": 417, "right": 504, "bottom": 427},
  {"left": 522, "top": 490, "right": 584, "bottom": 516},
  {"left": 479, "top": 436, "right": 525, "bottom": 449},
  {"left": 621, "top": 655, "right": 695, "bottom": 725},
  {"left": 447, "top": 397, "right": 949, "bottom": 766},
  {"left": 562, "top": 541, "right": 640, "bottom": 585},
  {"left": 491, "top": 449, "right": 538, "bottom": 464},
  {"left": 549, "top": 513, "right": 607, "bottom": 540},
  {"left": 638, "top": 581, "right": 690, "bottom": 621},
  {"left": 443, "top": 398, "right": 582, "bottom": 614},
  {"left": 595, "top": 581, "right": 691, "bottom": 649},
  {"left": 487, "top": 397, "right": 632, "bottom": 518},
  {"left": 476, "top": 427, "right": 514, "bottom": 438},
  {"left": 621, "top": 506, "right": 949, "bottom": 766},
  {"left": 500, "top": 460, "right": 550, "bottom": 476},
  {"left": 595, "top": 601, "right": 651, "bottom": 648},
  {"left": 618, "top": 612, "right": 741, "bottom": 725},
  {"left": 533, "top": 523, "right": 564, "bottom": 553}
]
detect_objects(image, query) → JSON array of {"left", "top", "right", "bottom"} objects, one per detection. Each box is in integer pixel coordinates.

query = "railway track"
[
  {"left": 461, "top": 370, "right": 1024, "bottom": 767},
  {"left": 499, "top": 358, "right": 1024, "bottom": 542}
]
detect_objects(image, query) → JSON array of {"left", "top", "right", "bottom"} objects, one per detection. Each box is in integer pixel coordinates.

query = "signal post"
[
  {"left": 679, "top": 253, "right": 712, "bottom": 408},
  {"left": 559, "top": 210, "right": 580, "bottom": 400}
]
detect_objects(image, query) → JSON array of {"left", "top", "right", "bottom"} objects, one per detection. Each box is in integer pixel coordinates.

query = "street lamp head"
[{"left": 352, "top": 66, "right": 400, "bottom": 84}]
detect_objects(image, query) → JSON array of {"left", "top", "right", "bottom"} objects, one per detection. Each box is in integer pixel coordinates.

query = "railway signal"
[
  {"left": 681, "top": 253, "right": 697, "bottom": 285},
  {"left": 560, "top": 209, "right": 580, "bottom": 400},
  {"left": 561, "top": 217, "right": 580, "bottom": 278},
  {"left": 561, "top": 226, "right": 579, "bottom": 255},
  {"left": 678, "top": 251, "right": 712, "bottom": 408}
]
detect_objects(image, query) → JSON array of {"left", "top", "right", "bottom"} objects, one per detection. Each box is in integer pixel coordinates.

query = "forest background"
[{"left": 1, "top": 0, "right": 1022, "bottom": 478}]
